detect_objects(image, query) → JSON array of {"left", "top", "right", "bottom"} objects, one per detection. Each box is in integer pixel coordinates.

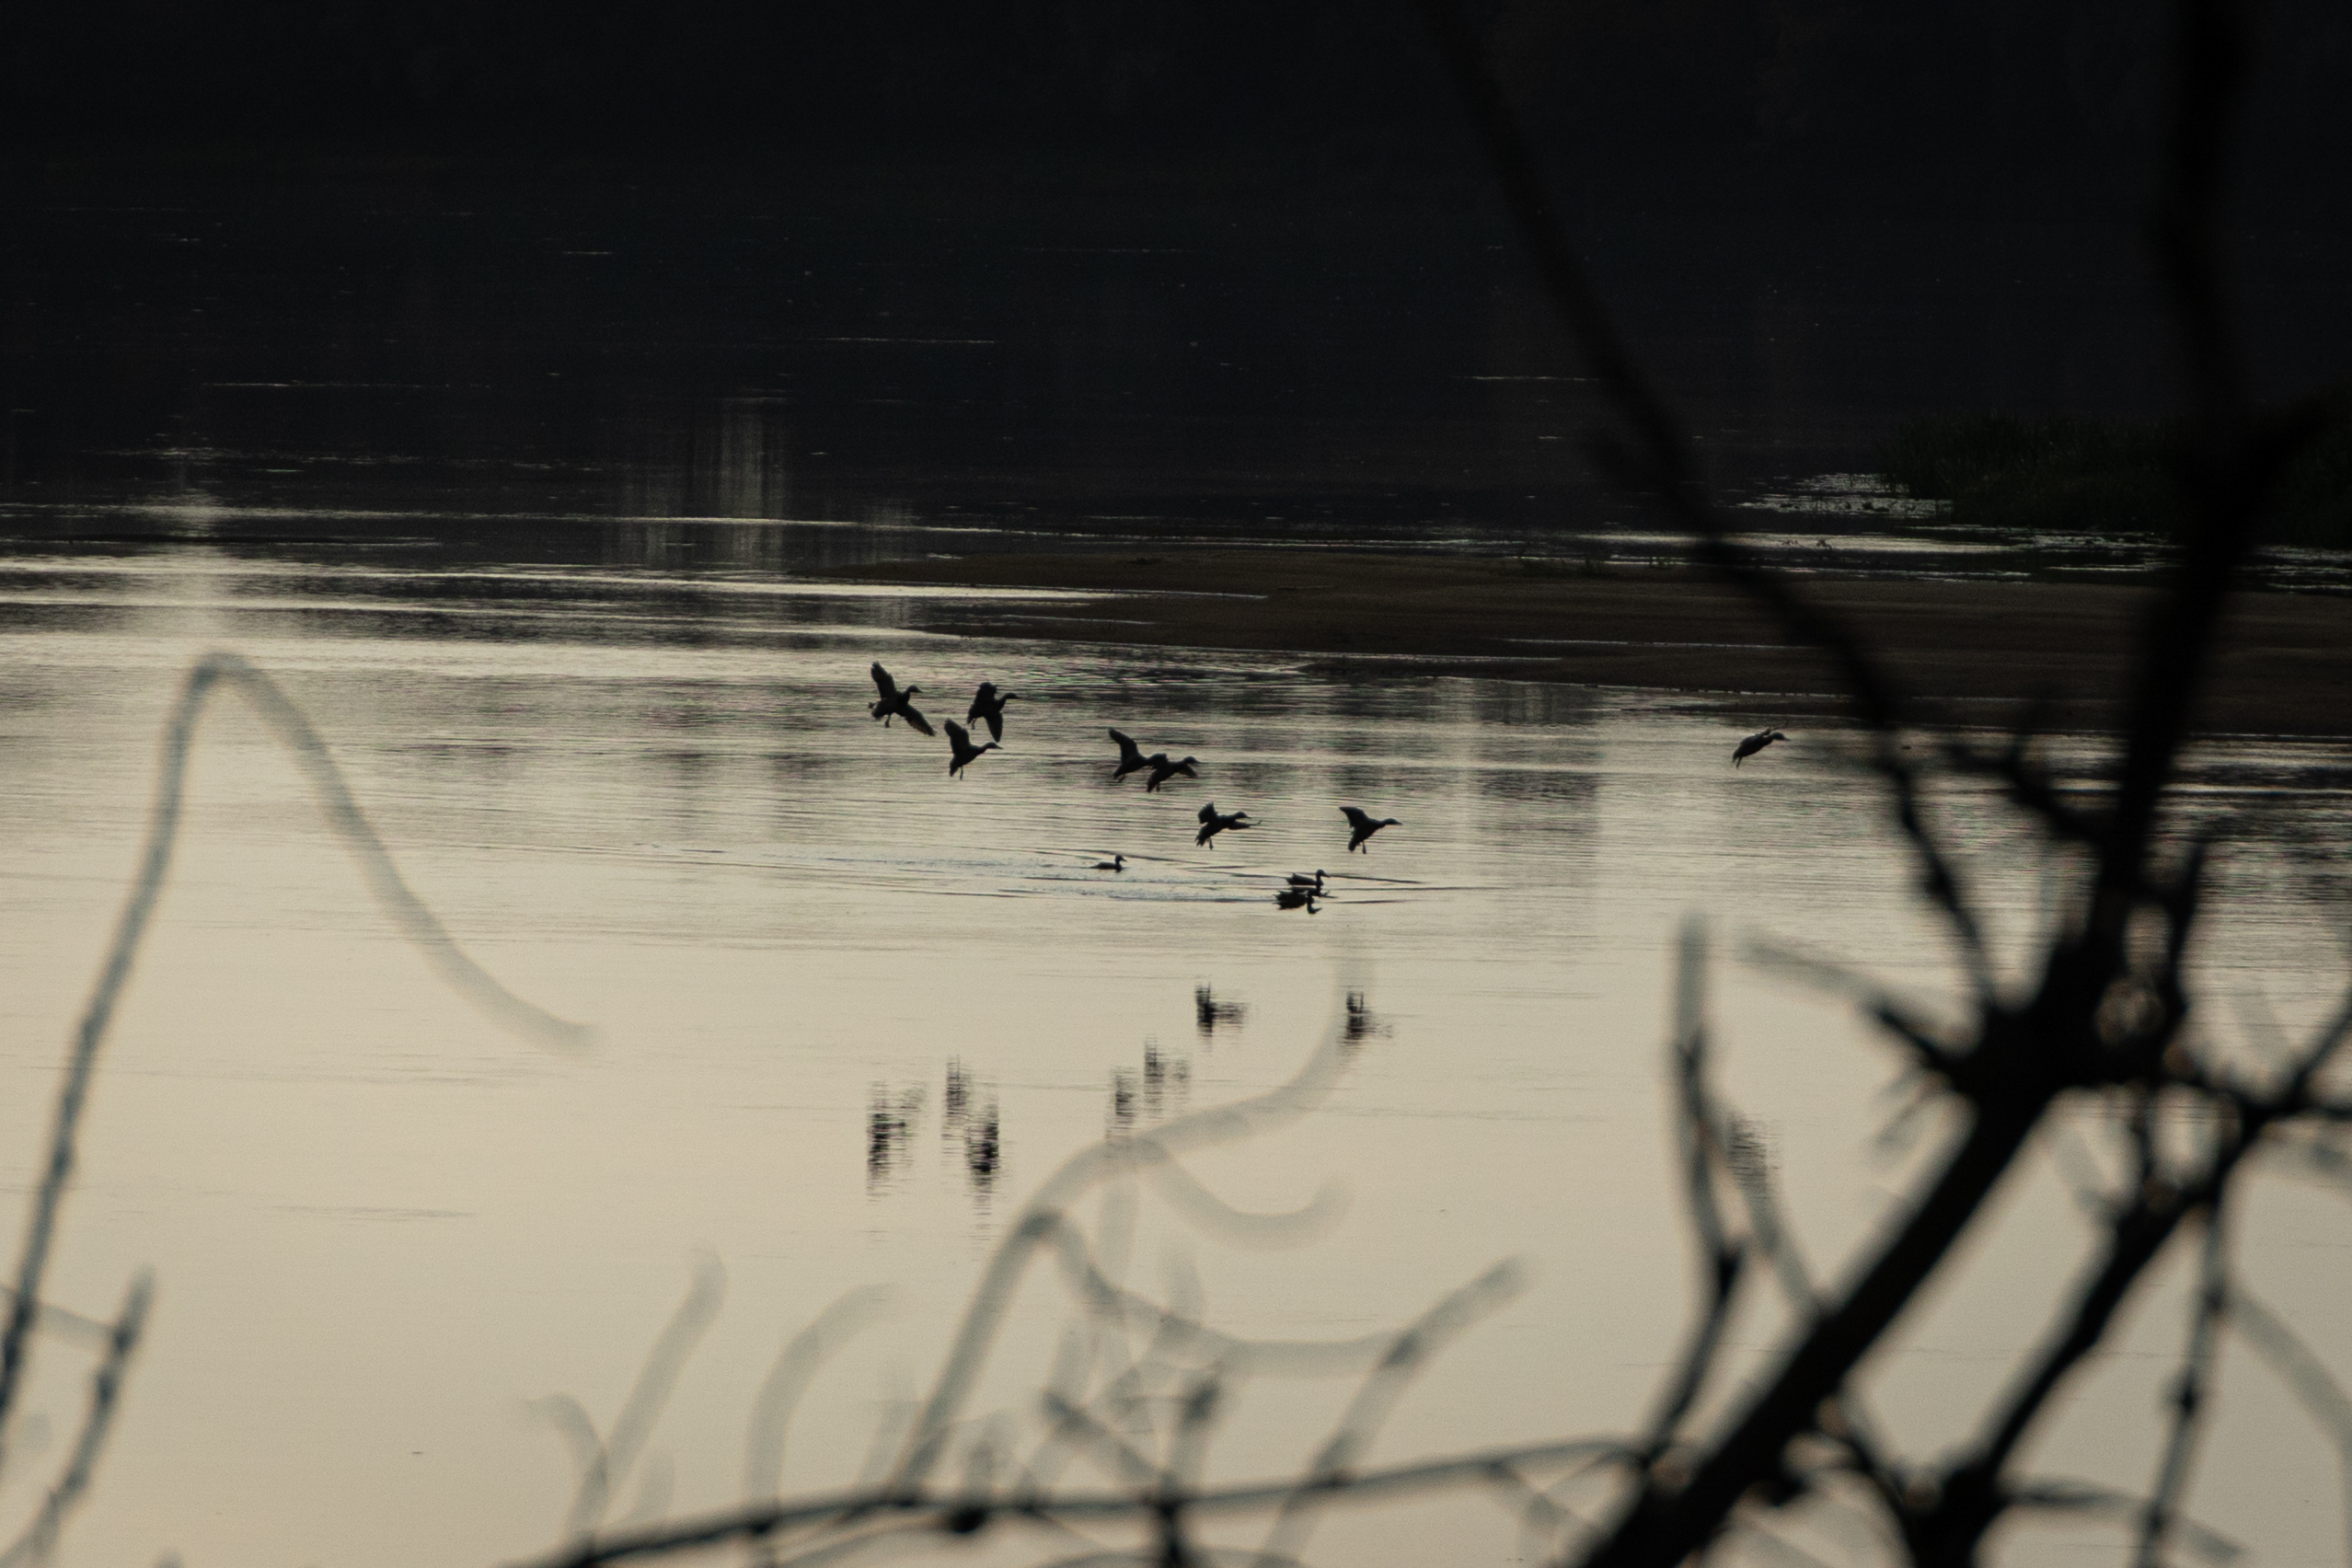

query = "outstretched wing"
[
  {"left": 870, "top": 663, "right": 899, "bottom": 702},
  {"left": 1169, "top": 759, "right": 1197, "bottom": 778},
  {"left": 899, "top": 702, "right": 935, "bottom": 738},
  {"left": 1198, "top": 801, "right": 1218, "bottom": 825},
  {"left": 980, "top": 709, "right": 1004, "bottom": 743},
  {"left": 1340, "top": 805, "right": 1372, "bottom": 829},
  {"left": 967, "top": 683, "right": 995, "bottom": 723},
  {"left": 946, "top": 719, "right": 971, "bottom": 749},
  {"left": 1109, "top": 728, "right": 1146, "bottom": 767}
]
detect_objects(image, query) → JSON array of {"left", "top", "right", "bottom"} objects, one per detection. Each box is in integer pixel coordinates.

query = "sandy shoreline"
[{"left": 820, "top": 548, "right": 2352, "bottom": 738}]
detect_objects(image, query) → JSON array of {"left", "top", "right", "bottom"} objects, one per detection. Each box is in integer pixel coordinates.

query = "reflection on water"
[
  {"left": 863, "top": 1062, "right": 1007, "bottom": 1205},
  {"left": 1343, "top": 990, "right": 1390, "bottom": 1049},
  {"left": 1109, "top": 1039, "right": 1193, "bottom": 1137},
  {"left": 865, "top": 1082, "right": 926, "bottom": 1193},
  {"left": 1194, "top": 985, "right": 1248, "bottom": 1040}
]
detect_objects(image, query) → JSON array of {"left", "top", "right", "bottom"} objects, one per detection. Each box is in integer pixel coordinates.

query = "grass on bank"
[{"left": 1881, "top": 409, "right": 2352, "bottom": 547}]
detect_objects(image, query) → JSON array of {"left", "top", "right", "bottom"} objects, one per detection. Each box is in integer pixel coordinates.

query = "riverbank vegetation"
[{"left": 1882, "top": 409, "right": 2352, "bottom": 546}]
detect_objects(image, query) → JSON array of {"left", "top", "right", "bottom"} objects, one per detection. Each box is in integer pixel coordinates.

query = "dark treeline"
[{"left": 6, "top": 0, "right": 2348, "bottom": 221}]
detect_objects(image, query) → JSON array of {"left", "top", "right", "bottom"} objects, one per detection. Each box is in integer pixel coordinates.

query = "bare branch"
[
  {"left": 744, "top": 1286, "right": 893, "bottom": 1504},
  {"left": 1959, "top": 1192, "right": 2196, "bottom": 1500},
  {"left": 0, "top": 652, "right": 594, "bottom": 1470},
  {"left": 1746, "top": 938, "right": 1970, "bottom": 1085},
  {"left": 2009, "top": 1478, "right": 2240, "bottom": 1562},
  {"left": 0, "top": 1271, "right": 153, "bottom": 1568},
  {"left": 1410, "top": 0, "right": 1997, "bottom": 1005},
  {"left": 553, "top": 1258, "right": 724, "bottom": 1539},
  {"left": 2138, "top": 1203, "right": 2231, "bottom": 1566},
  {"left": 2227, "top": 1288, "right": 2352, "bottom": 1564},
  {"left": 1641, "top": 920, "right": 1748, "bottom": 1452},
  {"left": 493, "top": 1437, "right": 1634, "bottom": 1568},
  {"left": 1259, "top": 1261, "right": 1528, "bottom": 1562},
  {"left": 890, "top": 1014, "right": 1354, "bottom": 1493}
]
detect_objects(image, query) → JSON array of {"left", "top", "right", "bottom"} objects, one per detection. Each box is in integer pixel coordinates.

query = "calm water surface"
[{"left": 1, "top": 536, "right": 2349, "bottom": 1568}]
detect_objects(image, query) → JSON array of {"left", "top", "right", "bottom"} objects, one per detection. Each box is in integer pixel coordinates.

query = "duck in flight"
[
  {"left": 868, "top": 663, "right": 934, "bottom": 736},
  {"left": 1195, "top": 802, "right": 1254, "bottom": 847},
  {"left": 967, "top": 682, "right": 1020, "bottom": 743},
  {"left": 1090, "top": 853, "right": 1126, "bottom": 871},
  {"left": 1340, "top": 806, "right": 1400, "bottom": 854},
  {"left": 1144, "top": 755, "right": 1199, "bottom": 793},
  {"left": 1107, "top": 728, "right": 1154, "bottom": 784},
  {"left": 1733, "top": 728, "right": 1789, "bottom": 767},
  {"left": 944, "top": 720, "right": 998, "bottom": 778}
]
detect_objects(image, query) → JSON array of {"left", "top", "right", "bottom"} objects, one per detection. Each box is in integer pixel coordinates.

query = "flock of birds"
[
  {"left": 868, "top": 662, "right": 1401, "bottom": 911},
  {"left": 868, "top": 663, "right": 1791, "bottom": 909}
]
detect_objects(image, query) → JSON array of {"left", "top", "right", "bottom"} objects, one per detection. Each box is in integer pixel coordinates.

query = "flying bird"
[
  {"left": 1195, "top": 802, "right": 1254, "bottom": 847},
  {"left": 944, "top": 720, "right": 998, "bottom": 778},
  {"left": 1144, "top": 755, "right": 1199, "bottom": 793},
  {"left": 1090, "top": 854, "right": 1126, "bottom": 871},
  {"left": 1107, "top": 728, "right": 1154, "bottom": 784},
  {"left": 967, "top": 682, "right": 1020, "bottom": 743},
  {"left": 868, "top": 663, "right": 934, "bottom": 736},
  {"left": 1733, "top": 728, "right": 1789, "bottom": 767},
  {"left": 1340, "top": 806, "right": 1400, "bottom": 854}
]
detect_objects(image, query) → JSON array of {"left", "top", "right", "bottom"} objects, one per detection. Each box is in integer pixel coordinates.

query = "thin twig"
[
  {"left": 562, "top": 1257, "right": 726, "bottom": 1539},
  {"left": 2226, "top": 1288, "right": 2352, "bottom": 1565},
  {"left": 0, "top": 1271, "right": 153, "bottom": 1568},
  {"left": 1639, "top": 920, "right": 1747, "bottom": 1452},
  {"left": 0, "top": 652, "right": 594, "bottom": 1474},
  {"left": 890, "top": 1016, "right": 1354, "bottom": 1493},
  {"left": 2137, "top": 1200, "right": 2232, "bottom": 1566},
  {"left": 1257, "top": 1261, "right": 1528, "bottom": 1562},
  {"left": 743, "top": 1286, "right": 893, "bottom": 1504},
  {"left": 495, "top": 1437, "right": 1633, "bottom": 1568}
]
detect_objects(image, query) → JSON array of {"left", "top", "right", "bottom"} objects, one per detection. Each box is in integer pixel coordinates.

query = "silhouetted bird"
[
  {"left": 1144, "top": 755, "right": 1199, "bottom": 793},
  {"left": 945, "top": 720, "right": 998, "bottom": 778},
  {"left": 1091, "top": 854, "right": 1126, "bottom": 871},
  {"left": 868, "top": 663, "right": 934, "bottom": 735},
  {"left": 1286, "top": 870, "right": 1327, "bottom": 893},
  {"left": 1340, "top": 806, "right": 1400, "bottom": 853},
  {"left": 1274, "top": 888, "right": 1320, "bottom": 913},
  {"left": 967, "top": 682, "right": 1020, "bottom": 743},
  {"left": 1733, "top": 728, "right": 1789, "bottom": 767},
  {"left": 1195, "top": 801, "right": 1254, "bottom": 847},
  {"left": 1108, "top": 728, "right": 1153, "bottom": 784}
]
